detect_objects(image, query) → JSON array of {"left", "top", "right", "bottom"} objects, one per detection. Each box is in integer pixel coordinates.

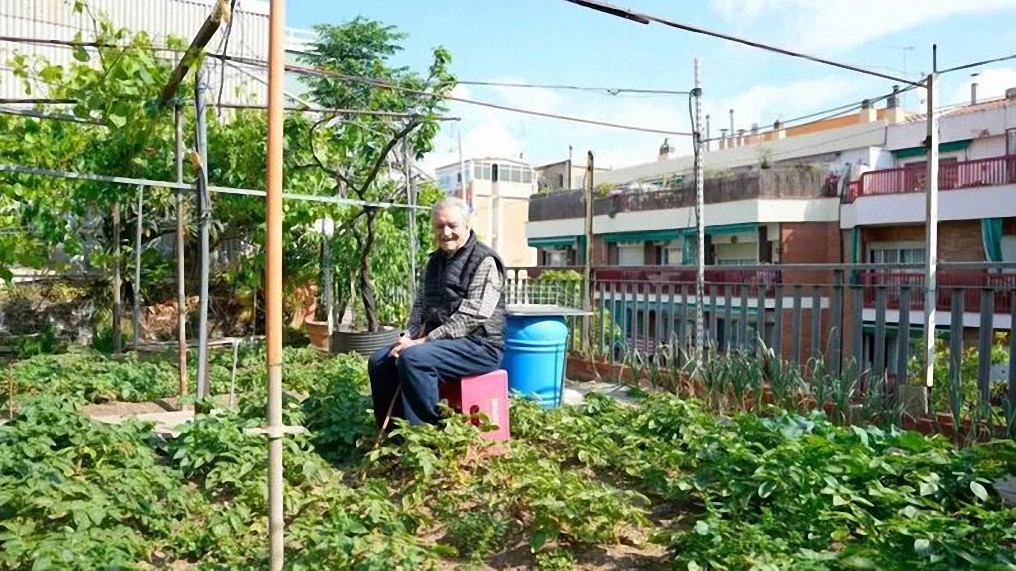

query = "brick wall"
[{"left": 862, "top": 221, "right": 986, "bottom": 263}]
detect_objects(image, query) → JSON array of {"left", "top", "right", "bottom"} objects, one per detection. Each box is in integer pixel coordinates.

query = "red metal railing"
[
  {"left": 860, "top": 270, "right": 1016, "bottom": 313},
  {"left": 851, "top": 154, "right": 1016, "bottom": 201},
  {"left": 593, "top": 266, "right": 779, "bottom": 296}
]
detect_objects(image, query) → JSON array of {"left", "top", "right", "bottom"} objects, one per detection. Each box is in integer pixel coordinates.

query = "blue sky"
[{"left": 284, "top": 0, "right": 1016, "bottom": 174}]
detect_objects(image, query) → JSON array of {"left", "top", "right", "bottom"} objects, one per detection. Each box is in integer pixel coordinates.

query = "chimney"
[
  {"left": 886, "top": 85, "right": 899, "bottom": 109},
  {"left": 729, "top": 109, "right": 735, "bottom": 145},
  {"left": 773, "top": 119, "right": 786, "bottom": 140},
  {"left": 971, "top": 73, "right": 979, "bottom": 105},
  {"left": 720, "top": 128, "right": 729, "bottom": 150},
  {"left": 885, "top": 85, "right": 905, "bottom": 124},
  {"left": 658, "top": 137, "right": 672, "bottom": 161},
  {"left": 737, "top": 128, "right": 746, "bottom": 147},
  {"left": 859, "top": 98, "right": 876, "bottom": 123}
]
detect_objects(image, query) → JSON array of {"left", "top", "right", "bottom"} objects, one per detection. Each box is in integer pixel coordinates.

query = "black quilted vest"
[{"left": 422, "top": 231, "right": 506, "bottom": 348}]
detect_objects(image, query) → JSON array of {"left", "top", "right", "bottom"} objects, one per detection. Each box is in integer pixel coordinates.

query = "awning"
[
  {"left": 680, "top": 223, "right": 758, "bottom": 237},
  {"left": 602, "top": 229, "right": 681, "bottom": 243},
  {"left": 892, "top": 139, "right": 971, "bottom": 159},
  {"left": 527, "top": 236, "right": 579, "bottom": 248}
]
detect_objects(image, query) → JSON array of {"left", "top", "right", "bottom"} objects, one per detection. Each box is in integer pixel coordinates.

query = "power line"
[
  {"left": 938, "top": 51, "right": 1016, "bottom": 75},
  {"left": 240, "top": 56, "right": 693, "bottom": 136},
  {"left": 563, "top": 0, "right": 923, "bottom": 87},
  {"left": 0, "top": 34, "right": 691, "bottom": 136},
  {"left": 457, "top": 80, "right": 690, "bottom": 96},
  {"left": 709, "top": 83, "right": 924, "bottom": 144}
]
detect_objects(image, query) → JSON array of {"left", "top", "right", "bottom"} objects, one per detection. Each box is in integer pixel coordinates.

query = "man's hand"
[{"left": 389, "top": 336, "right": 423, "bottom": 359}]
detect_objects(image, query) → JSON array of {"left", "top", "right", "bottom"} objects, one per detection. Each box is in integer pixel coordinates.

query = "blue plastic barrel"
[{"left": 502, "top": 314, "right": 569, "bottom": 408}]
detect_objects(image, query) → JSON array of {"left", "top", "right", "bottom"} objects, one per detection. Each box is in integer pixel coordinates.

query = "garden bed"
[{"left": 1, "top": 348, "right": 1015, "bottom": 570}]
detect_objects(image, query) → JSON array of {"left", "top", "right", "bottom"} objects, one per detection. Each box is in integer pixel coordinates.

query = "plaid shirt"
[{"left": 407, "top": 256, "right": 503, "bottom": 341}]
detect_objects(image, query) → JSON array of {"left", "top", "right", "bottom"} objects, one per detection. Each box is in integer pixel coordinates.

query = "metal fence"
[{"left": 506, "top": 262, "right": 1016, "bottom": 437}]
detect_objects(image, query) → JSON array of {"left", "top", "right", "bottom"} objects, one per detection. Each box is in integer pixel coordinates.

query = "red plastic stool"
[{"left": 439, "top": 369, "right": 510, "bottom": 441}]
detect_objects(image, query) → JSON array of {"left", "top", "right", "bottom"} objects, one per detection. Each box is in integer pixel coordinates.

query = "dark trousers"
[{"left": 368, "top": 337, "right": 503, "bottom": 427}]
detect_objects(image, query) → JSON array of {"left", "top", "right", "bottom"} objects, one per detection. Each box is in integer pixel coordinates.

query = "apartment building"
[
  {"left": 841, "top": 91, "right": 1016, "bottom": 374},
  {"left": 524, "top": 89, "right": 1016, "bottom": 369}
]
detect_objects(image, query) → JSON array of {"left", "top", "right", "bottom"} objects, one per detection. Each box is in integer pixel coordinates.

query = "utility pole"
[
  {"left": 693, "top": 59, "right": 706, "bottom": 365},
  {"left": 922, "top": 46, "right": 939, "bottom": 392},
  {"left": 491, "top": 165, "right": 501, "bottom": 256},
  {"left": 457, "top": 129, "right": 467, "bottom": 206},
  {"left": 568, "top": 145, "right": 574, "bottom": 189},
  {"left": 583, "top": 151, "right": 594, "bottom": 349}
]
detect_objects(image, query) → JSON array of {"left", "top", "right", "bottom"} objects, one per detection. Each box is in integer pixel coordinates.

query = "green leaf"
[
  {"left": 969, "top": 481, "right": 989, "bottom": 502},
  {"left": 72, "top": 46, "right": 90, "bottom": 62},
  {"left": 109, "top": 115, "right": 127, "bottom": 128},
  {"left": 832, "top": 494, "right": 849, "bottom": 506},
  {"left": 850, "top": 425, "right": 869, "bottom": 447},
  {"left": 694, "top": 520, "right": 710, "bottom": 535},
  {"left": 914, "top": 538, "right": 932, "bottom": 556}
]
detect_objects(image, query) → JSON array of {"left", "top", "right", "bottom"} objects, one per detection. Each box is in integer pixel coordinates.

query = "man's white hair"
[{"left": 431, "top": 196, "right": 472, "bottom": 220}]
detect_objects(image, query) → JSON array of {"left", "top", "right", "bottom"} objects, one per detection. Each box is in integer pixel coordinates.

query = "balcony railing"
[
  {"left": 859, "top": 270, "right": 1016, "bottom": 313},
  {"left": 530, "top": 168, "right": 834, "bottom": 221},
  {"left": 850, "top": 154, "right": 1016, "bottom": 201}
]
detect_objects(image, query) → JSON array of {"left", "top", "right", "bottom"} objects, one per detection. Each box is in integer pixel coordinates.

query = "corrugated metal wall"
[{"left": 0, "top": 0, "right": 284, "bottom": 104}]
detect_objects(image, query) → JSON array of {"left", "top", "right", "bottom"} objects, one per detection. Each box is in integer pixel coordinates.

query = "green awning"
[
  {"left": 528, "top": 236, "right": 579, "bottom": 248},
  {"left": 680, "top": 223, "right": 758, "bottom": 237},
  {"left": 602, "top": 229, "right": 680, "bottom": 243},
  {"left": 892, "top": 139, "right": 971, "bottom": 159}
]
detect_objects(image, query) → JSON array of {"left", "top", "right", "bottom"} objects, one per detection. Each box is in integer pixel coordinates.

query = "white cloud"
[
  {"left": 418, "top": 73, "right": 876, "bottom": 177},
  {"left": 710, "top": 0, "right": 1016, "bottom": 54},
  {"left": 705, "top": 76, "right": 856, "bottom": 134},
  {"left": 952, "top": 67, "right": 1016, "bottom": 104}
]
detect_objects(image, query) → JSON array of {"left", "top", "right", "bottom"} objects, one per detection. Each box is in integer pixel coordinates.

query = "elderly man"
[{"left": 368, "top": 197, "right": 505, "bottom": 427}]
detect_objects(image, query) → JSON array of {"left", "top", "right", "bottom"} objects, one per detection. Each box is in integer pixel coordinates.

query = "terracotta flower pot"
[{"left": 305, "top": 317, "right": 330, "bottom": 352}]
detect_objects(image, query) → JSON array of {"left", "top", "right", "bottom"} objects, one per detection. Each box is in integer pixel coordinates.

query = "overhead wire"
[
  {"left": 938, "top": 51, "right": 1016, "bottom": 75},
  {"left": 562, "top": 0, "right": 923, "bottom": 87},
  {"left": 0, "top": 35, "right": 691, "bottom": 135}
]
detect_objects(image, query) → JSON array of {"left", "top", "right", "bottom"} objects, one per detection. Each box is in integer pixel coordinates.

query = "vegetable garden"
[{"left": 2, "top": 346, "right": 1016, "bottom": 570}]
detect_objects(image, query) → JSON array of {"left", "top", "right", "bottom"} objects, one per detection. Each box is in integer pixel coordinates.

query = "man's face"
[{"left": 431, "top": 206, "right": 469, "bottom": 254}]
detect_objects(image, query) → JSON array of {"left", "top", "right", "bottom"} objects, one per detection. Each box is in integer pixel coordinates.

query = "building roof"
[{"left": 598, "top": 121, "right": 888, "bottom": 186}]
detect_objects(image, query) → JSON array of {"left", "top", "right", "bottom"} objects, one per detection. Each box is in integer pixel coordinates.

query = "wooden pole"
[
  {"left": 133, "top": 185, "right": 144, "bottom": 348},
  {"left": 195, "top": 65, "right": 211, "bottom": 400},
  {"left": 266, "top": 0, "right": 287, "bottom": 568},
  {"left": 112, "top": 201, "right": 122, "bottom": 354},
  {"left": 175, "top": 105, "right": 188, "bottom": 399},
  {"left": 158, "top": 0, "right": 230, "bottom": 107}
]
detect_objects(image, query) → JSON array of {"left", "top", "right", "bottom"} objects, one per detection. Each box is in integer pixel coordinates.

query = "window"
[
  {"left": 618, "top": 243, "right": 644, "bottom": 266},
  {"left": 523, "top": 169, "right": 533, "bottom": 184},
  {"left": 868, "top": 242, "right": 925, "bottom": 269},
  {"left": 557, "top": 174, "right": 565, "bottom": 188}
]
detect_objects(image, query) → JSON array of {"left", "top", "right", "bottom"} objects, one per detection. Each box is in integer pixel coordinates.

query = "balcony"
[
  {"left": 849, "top": 154, "right": 1016, "bottom": 201},
  {"left": 859, "top": 269, "right": 1016, "bottom": 313},
  {"left": 530, "top": 168, "right": 835, "bottom": 221}
]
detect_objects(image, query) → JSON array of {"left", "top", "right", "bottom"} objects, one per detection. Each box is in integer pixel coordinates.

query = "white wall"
[
  {"left": 527, "top": 198, "right": 839, "bottom": 241},
  {"left": 841, "top": 184, "right": 1016, "bottom": 228}
]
